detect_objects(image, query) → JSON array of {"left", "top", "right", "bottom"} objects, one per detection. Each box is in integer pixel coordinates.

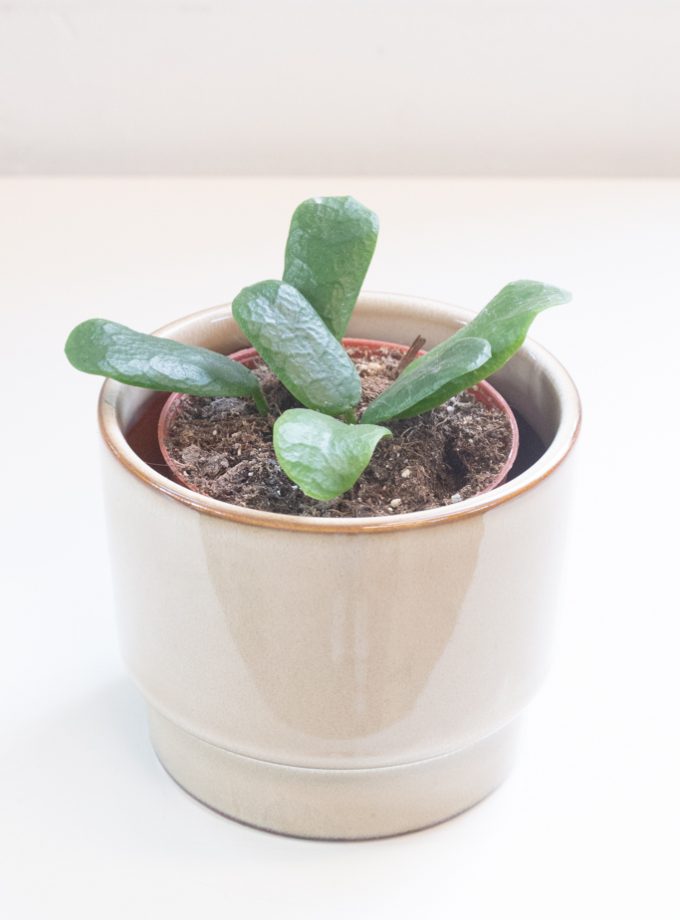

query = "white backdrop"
[{"left": 1, "top": 0, "right": 679, "bottom": 175}]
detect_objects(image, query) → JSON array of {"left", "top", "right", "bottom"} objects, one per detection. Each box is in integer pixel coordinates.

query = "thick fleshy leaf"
[
  {"left": 361, "top": 337, "right": 491, "bottom": 424},
  {"left": 283, "top": 196, "right": 379, "bottom": 338},
  {"left": 232, "top": 280, "right": 361, "bottom": 415},
  {"left": 396, "top": 280, "right": 572, "bottom": 417},
  {"left": 65, "top": 318, "right": 267, "bottom": 411},
  {"left": 273, "top": 409, "right": 391, "bottom": 500}
]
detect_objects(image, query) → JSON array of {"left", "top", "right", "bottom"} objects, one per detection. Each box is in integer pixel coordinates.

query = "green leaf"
[
  {"left": 361, "top": 337, "right": 491, "bottom": 424},
  {"left": 232, "top": 280, "right": 361, "bottom": 415},
  {"left": 396, "top": 280, "right": 572, "bottom": 417},
  {"left": 273, "top": 409, "right": 392, "bottom": 500},
  {"left": 65, "top": 318, "right": 267, "bottom": 411},
  {"left": 283, "top": 195, "right": 379, "bottom": 338}
]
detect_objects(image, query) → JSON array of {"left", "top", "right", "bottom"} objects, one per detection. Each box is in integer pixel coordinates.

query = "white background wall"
[{"left": 1, "top": 0, "right": 679, "bottom": 175}]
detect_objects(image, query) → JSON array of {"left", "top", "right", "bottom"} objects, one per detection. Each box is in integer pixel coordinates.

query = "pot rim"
[
  {"left": 156, "top": 337, "right": 520, "bottom": 499},
  {"left": 98, "top": 292, "right": 582, "bottom": 533}
]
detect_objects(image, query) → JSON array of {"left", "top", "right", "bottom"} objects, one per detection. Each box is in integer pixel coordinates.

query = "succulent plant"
[{"left": 66, "top": 196, "right": 570, "bottom": 500}]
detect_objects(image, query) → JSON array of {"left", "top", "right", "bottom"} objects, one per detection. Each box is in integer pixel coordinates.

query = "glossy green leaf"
[
  {"left": 65, "top": 318, "right": 267, "bottom": 411},
  {"left": 232, "top": 280, "right": 361, "bottom": 415},
  {"left": 361, "top": 337, "right": 491, "bottom": 424},
  {"left": 273, "top": 409, "right": 391, "bottom": 500},
  {"left": 395, "top": 280, "right": 572, "bottom": 417},
  {"left": 283, "top": 196, "right": 379, "bottom": 338}
]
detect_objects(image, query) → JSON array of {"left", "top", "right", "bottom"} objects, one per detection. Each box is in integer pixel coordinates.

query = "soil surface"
[{"left": 162, "top": 346, "right": 513, "bottom": 517}]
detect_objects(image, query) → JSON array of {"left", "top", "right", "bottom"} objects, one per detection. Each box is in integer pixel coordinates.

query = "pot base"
[{"left": 148, "top": 708, "right": 520, "bottom": 840}]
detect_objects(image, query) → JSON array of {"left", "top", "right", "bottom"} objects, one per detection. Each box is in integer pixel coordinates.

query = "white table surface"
[{"left": 1, "top": 178, "right": 678, "bottom": 919}]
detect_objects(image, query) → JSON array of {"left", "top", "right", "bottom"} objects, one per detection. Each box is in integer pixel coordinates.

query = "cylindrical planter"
[
  {"left": 98, "top": 292, "right": 581, "bottom": 840},
  {"left": 156, "top": 337, "right": 520, "bottom": 497}
]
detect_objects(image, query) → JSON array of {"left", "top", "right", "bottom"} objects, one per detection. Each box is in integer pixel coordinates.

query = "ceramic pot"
[
  {"left": 98, "top": 292, "right": 581, "bottom": 840},
  {"left": 156, "top": 337, "right": 520, "bottom": 497}
]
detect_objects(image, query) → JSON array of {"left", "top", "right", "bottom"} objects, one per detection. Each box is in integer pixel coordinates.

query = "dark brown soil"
[{"left": 162, "top": 346, "right": 513, "bottom": 517}]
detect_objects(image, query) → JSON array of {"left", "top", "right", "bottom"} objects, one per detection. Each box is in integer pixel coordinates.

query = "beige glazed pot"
[{"left": 98, "top": 292, "right": 581, "bottom": 840}]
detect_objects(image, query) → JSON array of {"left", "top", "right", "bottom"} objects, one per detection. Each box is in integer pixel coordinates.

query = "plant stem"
[
  {"left": 253, "top": 388, "right": 269, "bottom": 416},
  {"left": 396, "top": 335, "right": 426, "bottom": 376}
]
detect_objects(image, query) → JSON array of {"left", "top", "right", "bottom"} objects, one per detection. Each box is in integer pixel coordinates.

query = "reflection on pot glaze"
[{"left": 200, "top": 515, "right": 484, "bottom": 739}]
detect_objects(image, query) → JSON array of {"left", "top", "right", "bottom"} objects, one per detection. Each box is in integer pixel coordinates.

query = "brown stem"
[{"left": 395, "top": 335, "right": 426, "bottom": 377}]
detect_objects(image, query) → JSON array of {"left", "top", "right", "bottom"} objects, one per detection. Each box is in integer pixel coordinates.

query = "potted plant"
[{"left": 66, "top": 196, "right": 581, "bottom": 840}]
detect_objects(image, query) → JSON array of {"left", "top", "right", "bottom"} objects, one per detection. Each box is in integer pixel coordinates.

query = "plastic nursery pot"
[
  {"left": 97, "top": 293, "right": 581, "bottom": 841},
  {"left": 156, "top": 337, "right": 520, "bottom": 496}
]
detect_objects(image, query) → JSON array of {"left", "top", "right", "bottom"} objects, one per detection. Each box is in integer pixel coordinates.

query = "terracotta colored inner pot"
[{"left": 157, "top": 337, "right": 520, "bottom": 503}]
